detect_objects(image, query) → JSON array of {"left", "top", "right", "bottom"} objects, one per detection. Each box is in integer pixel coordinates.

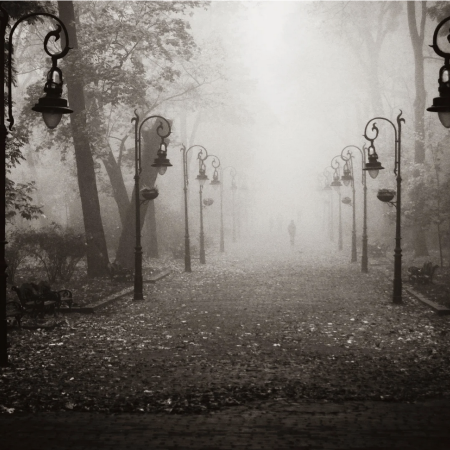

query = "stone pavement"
[{"left": 1, "top": 398, "right": 450, "bottom": 449}]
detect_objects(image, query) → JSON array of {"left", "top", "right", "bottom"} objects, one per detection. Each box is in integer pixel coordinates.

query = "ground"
[
  {"left": 2, "top": 235, "right": 450, "bottom": 449},
  {"left": 2, "top": 235, "right": 449, "bottom": 417}
]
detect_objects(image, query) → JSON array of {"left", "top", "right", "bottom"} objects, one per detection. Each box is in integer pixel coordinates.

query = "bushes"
[
  {"left": 6, "top": 224, "right": 86, "bottom": 283},
  {"left": 5, "top": 229, "right": 30, "bottom": 284}
]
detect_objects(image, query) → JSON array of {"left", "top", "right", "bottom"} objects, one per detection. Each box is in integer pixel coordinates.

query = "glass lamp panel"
[
  {"left": 438, "top": 111, "right": 450, "bottom": 129},
  {"left": 42, "top": 112, "right": 62, "bottom": 129},
  {"left": 368, "top": 169, "right": 379, "bottom": 179},
  {"left": 158, "top": 166, "right": 168, "bottom": 176}
]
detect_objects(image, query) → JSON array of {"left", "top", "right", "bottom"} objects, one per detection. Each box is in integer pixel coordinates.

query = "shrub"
[
  {"left": 22, "top": 223, "right": 86, "bottom": 282},
  {"left": 5, "top": 229, "right": 32, "bottom": 284}
]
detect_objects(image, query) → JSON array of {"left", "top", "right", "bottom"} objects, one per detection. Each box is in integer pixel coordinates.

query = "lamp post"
[
  {"left": 427, "top": 15, "right": 450, "bottom": 128},
  {"left": 363, "top": 111, "right": 405, "bottom": 304},
  {"left": 180, "top": 144, "right": 208, "bottom": 273},
  {"left": 196, "top": 151, "right": 221, "bottom": 264},
  {"left": 1, "top": 6, "right": 73, "bottom": 367},
  {"left": 132, "top": 110, "right": 172, "bottom": 301},
  {"left": 330, "top": 156, "right": 343, "bottom": 251},
  {"left": 340, "top": 145, "right": 369, "bottom": 272},
  {"left": 220, "top": 166, "right": 237, "bottom": 252}
]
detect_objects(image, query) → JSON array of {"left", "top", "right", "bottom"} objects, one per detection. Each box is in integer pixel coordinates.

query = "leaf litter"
[{"left": 1, "top": 249, "right": 450, "bottom": 414}]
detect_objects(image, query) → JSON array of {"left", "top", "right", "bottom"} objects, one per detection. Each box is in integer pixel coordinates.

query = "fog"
[
  {"left": 157, "top": 1, "right": 423, "bottom": 248},
  {"left": 9, "top": 1, "right": 450, "bottom": 259}
]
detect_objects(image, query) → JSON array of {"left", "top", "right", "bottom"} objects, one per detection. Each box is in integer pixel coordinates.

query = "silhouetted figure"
[{"left": 288, "top": 220, "right": 296, "bottom": 247}]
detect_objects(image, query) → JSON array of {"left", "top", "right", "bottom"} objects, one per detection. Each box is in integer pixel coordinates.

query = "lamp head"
[
  {"left": 363, "top": 145, "right": 384, "bottom": 179},
  {"left": 32, "top": 66, "right": 73, "bottom": 129},
  {"left": 428, "top": 64, "right": 450, "bottom": 128},
  {"left": 341, "top": 168, "right": 353, "bottom": 186},
  {"left": 196, "top": 167, "right": 209, "bottom": 186},
  {"left": 210, "top": 169, "right": 220, "bottom": 190},
  {"left": 151, "top": 141, "right": 172, "bottom": 174}
]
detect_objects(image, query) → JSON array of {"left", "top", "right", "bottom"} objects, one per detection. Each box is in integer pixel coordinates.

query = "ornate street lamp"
[
  {"left": 427, "top": 16, "right": 450, "bottom": 128},
  {"left": 180, "top": 144, "right": 208, "bottom": 273},
  {"left": 340, "top": 145, "right": 369, "bottom": 272},
  {"left": 1, "top": 6, "right": 73, "bottom": 367},
  {"left": 196, "top": 152, "right": 221, "bottom": 264},
  {"left": 363, "top": 111, "right": 405, "bottom": 304},
  {"left": 220, "top": 167, "right": 237, "bottom": 252},
  {"left": 132, "top": 111, "right": 171, "bottom": 300},
  {"left": 330, "top": 156, "right": 343, "bottom": 251}
]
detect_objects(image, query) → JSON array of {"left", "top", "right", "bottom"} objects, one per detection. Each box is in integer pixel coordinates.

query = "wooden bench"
[
  {"left": 408, "top": 262, "right": 439, "bottom": 285},
  {"left": 10, "top": 281, "right": 73, "bottom": 326}
]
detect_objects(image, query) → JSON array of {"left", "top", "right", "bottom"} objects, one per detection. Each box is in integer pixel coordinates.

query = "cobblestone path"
[
  {"left": 2, "top": 235, "right": 450, "bottom": 448},
  {"left": 1, "top": 398, "right": 450, "bottom": 449}
]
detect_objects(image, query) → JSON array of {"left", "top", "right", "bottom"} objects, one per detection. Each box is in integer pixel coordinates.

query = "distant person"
[{"left": 288, "top": 220, "right": 296, "bottom": 247}]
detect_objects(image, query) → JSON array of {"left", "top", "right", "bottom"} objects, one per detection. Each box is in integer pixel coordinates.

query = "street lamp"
[
  {"left": 340, "top": 145, "right": 369, "bottom": 272},
  {"left": 427, "top": 15, "right": 450, "bottom": 128},
  {"left": 363, "top": 111, "right": 405, "bottom": 304},
  {"left": 180, "top": 144, "right": 208, "bottom": 273},
  {"left": 330, "top": 156, "right": 343, "bottom": 251},
  {"left": 220, "top": 167, "right": 237, "bottom": 252},
  {"left": 1, "top": 6, "right": 73, "bottom": 367},
  {"left": 196, "top": 152, "right": 221, "bottom": 264},
  {"left": 132, "top": 110, "right": 172, "bottom": 300}
]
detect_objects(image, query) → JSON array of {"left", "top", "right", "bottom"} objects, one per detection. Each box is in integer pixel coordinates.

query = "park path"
[
  {"left": 1, "top": 397, "right": 450, "bottom": 449},
  {"left": 2, "top": 233, "right": 450, "bottom": 449}
]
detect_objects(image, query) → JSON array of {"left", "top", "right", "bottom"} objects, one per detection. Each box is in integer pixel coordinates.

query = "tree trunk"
[
  {"left": 101, "top": 144, "right": 130, "bottom": 227},
  {"left": 58, "top": 1, "right": 110, "bottom": 276},
  {"left": 115, "top": 123, "right": 162, "bottom": 268},
  {"left": 407, "top": 1, "right": 429, "bottom": 257}
]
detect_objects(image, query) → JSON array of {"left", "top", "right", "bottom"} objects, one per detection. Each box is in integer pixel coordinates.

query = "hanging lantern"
[
  {"left": 32, "top": 65, "right": 73, "bottom": 129},
  {"left": 341, "top": 163, "right": 353, "bottom": 186},
  {"left": 151, "top": 141, "right": 172, "bottom": 175},
  {"left": 363, "top": 144, "right": 384, "bottom": 179},
  {"left": 210, "top": 169, "right": 220, "bottom": 190}
]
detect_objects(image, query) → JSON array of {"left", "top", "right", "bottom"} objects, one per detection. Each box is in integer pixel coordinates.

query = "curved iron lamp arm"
[
  {"left": 180, "top": 144, "right": 208, "bottom": 186},
  {"left": 330, "top": 155, "right": 342, "bottom": 181},
  {"left": 5, "top": 9, "right": 71, "bottom": 130},
  {"left": 430, "top": 16, "right": 450, "bottom": 61},
  {"left": 132, "top": 110, "right": 171, "bottom": 174},
  {"left": 363, "top": 111, "right": 404, "bottom": 175}
]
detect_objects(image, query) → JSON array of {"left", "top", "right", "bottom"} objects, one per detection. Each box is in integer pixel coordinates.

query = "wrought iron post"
[
  {"left": 132, "top": 111, "right": 171, "bottom": 300},
  {"left": 363, "top": 111, "right": 405, "bottom": 304},
  {"left": 1, "top": 6, "right": 72, "bottom": 367}
]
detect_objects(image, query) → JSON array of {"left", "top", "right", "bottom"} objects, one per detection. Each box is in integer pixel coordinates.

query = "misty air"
[{"left": 1, "top": 1, "right": 450, "bottom": 449}]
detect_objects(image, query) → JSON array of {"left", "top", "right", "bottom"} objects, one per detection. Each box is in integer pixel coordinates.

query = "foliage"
[
  {"left": 5, "top": 229, "right": 33, "bottom": 285},
  {"left": 20, "top": 223, "right": 86, "bottom": 283}
]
